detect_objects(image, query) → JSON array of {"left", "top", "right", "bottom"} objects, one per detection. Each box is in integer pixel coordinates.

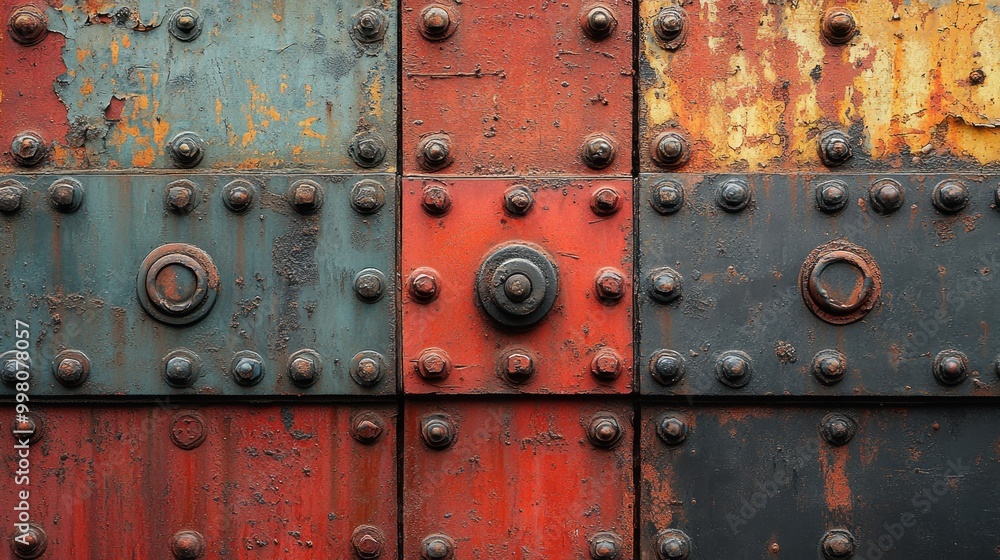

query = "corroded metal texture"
[
  {"left": 0, "top": 0, "right": 397, "bottom": 171},
  {"left": 639, "top": 173, "right": 1000, "bottom": 396},
  {"left": 639, "top": 0, "right": 1000, "bottom": 172},
  {"left": 640, "top": 405, "right": 1000, "bottom": 559},
  {"left": 0, "top": 403, "right": 398, "bottom": 558},
  {"left": 0, "top": 175, "right": 395, "bottom": 396},
  {"left": 402, "top": 0, "right": 633, "bottom": 176},
  {"left": 404, "top": 399, "right": 634, "bottom": 558},
  {"left": 402, "top": 178, "right": 633, "bottom": 394}
]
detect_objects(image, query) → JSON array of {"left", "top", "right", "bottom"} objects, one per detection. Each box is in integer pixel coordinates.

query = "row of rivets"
[
  {"left": 0, "top": 178, "right": 387, "bottom": 216},
  {"left": 651, "top": 528, "right": 857, "bottom": 560},
  {"left": 419, "top": 412, "right": 624, "bottom": 450},
  {"left": 648, "top": 178, "right": 991, "bottom": 216},
  {"left": 413, "top": 346, "right": 625, "bottom": 384},
  {"left": 656, "top": 413, "right": 855, "bottom": 448},
  {"left": 417, "top": 531, "right": 622, "bottom": 560},
  {"left": 650, "top": 128, "right": 860, "bottom": 169},
  {"left": 416, "top": 134, "right": 619, "bottom": 172},
  {"left": 406, "top": 266, "right": 625, "bottom": 306},
  {"left": 419, "top": 183, "right": 625, "bottom": 218},
  {"left": 416, "top": 3, "right": 618, "bottom": 42}
]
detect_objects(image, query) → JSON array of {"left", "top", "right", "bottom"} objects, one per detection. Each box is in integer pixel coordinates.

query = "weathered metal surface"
[
  {"left": 0, "top": 175, "right": 395, "bottom": 396},
  {"left": 1, "top": 403, "right": 398, "bottom": 558},
  {"left": 404, "top": 399, "right": 634, "bottom": 558},
  {"left": 401, "top": 0, "right": 633, "bottom": 176},
  {"left": 639, "top": 0, "right": 1000, "bottom": 173},
  {"left": 0, "top": 0, "right": 397, "bottom": 171},
  {"left": 639, "top": 173, "right": 1000, "bottom": 396},
  {"left": 640, "top": 404, "right": 1000, "bottom": 559},
  {"left": 401, "top": 178, "right": 633, "bottom": 394}
]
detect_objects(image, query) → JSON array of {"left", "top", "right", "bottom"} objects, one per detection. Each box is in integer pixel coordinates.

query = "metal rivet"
[
  {"left": 649, "top": 349, "right": 684, "bottom": 386},
  {"left": 417, "top": 134, "right": 453, "bottom": 171},
  {"left": 476, "top": 244, "right": 559, "bottom": 328},
  {"left": 820, "top": 413, "right": 856, "bottom": 446},
  {"left": 351, "top": 412, "right": 385, "bottom": 444},
  {"left": 652, "top": 6, "right": 687, "bottom": 49},
  {"left": 11, "top": 412, "right": 43, "bottom": 444},
  {"left": 933, "top": 349, "right": 968, "bottom": 386},
  {"left": 503, "top": 185, "right": 534, "bottom": 216},
  {"left": 800, "top": 240, "right": 882, "bottom": 325},
  {"left": 815, "top": 180, "right": 850, "bottom": 213},
  {"left": 648, "top": 266, "right": 683, "bottom": 304},
  {"left": 420, "top": 533, "right": 456, "bottom": 559},
  {"left": 970, "top": 68, "right": 986, "bottom": 85},
  {"left": 591, "top": 186, "right": 622, "bottom": 216},
  {"left": 821, "top": 8, "right": 857, "bottom": 45},
  {"left": 587, "top": 413, "right": 623, "bottom": 449},
  {"left": 350, "top": 131, "right": 387, "bottom": 168},
  {"left": 501, "top": 349, "right": 534, "bottom": 383},
  {"left": 651, "top": 132, "right": 690, "bottom": 168},
  {"left": 589, "top": 532, "right": 622, "bottom": 559},
  {"left": 581, "top": 135, "right": 617, "bottom": 169},
  {"left": 1, "top": 351, "right": 29, "bottom": 386},
  {"left": 419, "top": 4, "right": 456, "bottom": 41},
  {"left": 52, "top": 349, "right": 90, "bottom": 387},
  {"left": 649, "top": 180, "right": 685, "bottom": 215},
  {"left": 169, "top": 7, "right": 203, "bottom": 41},
  {"left": 655, "top": 529, "right": 691, "bottom": 560},
  {"left": 594, "top": 267, "right": 626, "bottom": 303},
  {"left": 168, "top": 132, "right": 205, "bottom": 167},
  {"left": 656, "top": 414, "right": 688, "bottom": 446},
  {"left": 818, "top": 130, "right": 853, "bottom": 167},
  {"left": 353, "top": 8, "right": 388, "bottom": 44},
  {"left": 504, "top": 273, "right": 532, "bottom": 302},
  {"left": 7, "top": 5, "right": 47, "bottom": 45},
  {"left": 170, "top": 412, "right": 208, "bottom": 450},
  {"left": 591, "top": 348, "right": 622, "bottom": 381},
  {"left": 10, "top": 523, "right": 47, "bottom": 559},
  {"left": 354, "top": 268, "right": 387, "bottom": 303},
  {"left": 163, "top": 349, "right": 201, "bottom": 388},
  {"left": 812, "top": 349, "right": 847, "bottom": 385},
  {"left": 48, "top": 177, "right": 84, "bottom": 212},
  {"left": 0, "top": 180, "right": 26, "bottom": 214},
  {"left": 421, "top": 183, "right": 452, "bottom": 216},
  {"left": 166, "top": 179, "right": 199, "bottom": 214},
  {"left": 408, "top": 267, "right": 440, "bottom": 302},
  {"left": 138, "top": 243, "right": 219, "bottom": 325},
  {"left": 821, "top": 529, "right": 856, "bottom": 559},
  {"left": 287, "top": 179, "right": 324, "bottom": 214},
  {"left": 716, "top": 350, "right": 752, "bottom": 388},
  {"left": 11, "top": 132, "right": 46, "bottom": 167},
  {"left": 350, "top": 178, "right": 386, "bottom": 214},
  {"left": 716, "top": 178, "right": 751, "bottom": 212},
  {"left": 352, "top": 524, "right": 386, "bottom": 559},
  {"left": 171, "top": 529, "right": 206, "bottom": 559},
  {"left": 420, "top": 415, "right": 456, "bottom": 450},
  {"left": 416, "top": 348, "right": 452, "bottom": 381},
  {"left": 868, "top": 178, "right": 904, "bottom": 214},
  {"left": 287, "top": 349, "right": 321, "bottom": 388},
  {"left": 580, "top": 5, "right": 617, "bottom": 40},
  {"left": 222, "top": 180, "right": 255, "bottom": 212},
  {"left": 231, "top": 351, "right": 264, "bottom": 386},
  {"left": 351, "top": 351, "right": 385, "bottom": 388},
  {"left": 931, "top": 179, "right": 969, "bottom": 214}
]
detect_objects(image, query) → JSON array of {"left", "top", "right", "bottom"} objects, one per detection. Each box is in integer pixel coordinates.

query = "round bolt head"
[
  {"left": 11, "top": 132, "right": 46, "bottom": 167},
  {"left": 818, "top": 130, "right": 853, "bottom": 166},
  {"left": 0, "top": 182, "right": 26, "bottom": 214},
  {"left": 820, "top": 413, "right": 857, "bottom": 446},
  {"left": 222, "top": 181, "right": 254, "bottom": 212},
  {"left": 590, "top": 532, "right": 622, "bottom": 559},
  {"left": 420, "top": 5, "right": 454, "bottom": 40},
  {"left": 48, "top": 178, "right": 85, "bottom": 212},
  {"left": 595, "top": 267, "right": 626, "bottom": 302},
  {"left": 656, "top": 415, "right": 688, "bottom": 446},
  {"left": 716, "top": 178, "right": 752, "bottom": 212},
  {"left": 416, "top": 348, "right": 451, "bottom": 380},
  {"left": 11, "top": 523, "right": 47, "bottom": 559},
  {"left": 12, "top": 412, "right": 44, "bottom": 444},
  {"left": 166, "top": 180, "right": 199, "bottom": 213},
  {"left": 812, "top": 349, "right": 847, "bottom": 385},
  {"left": 656, "top": 529, "right": 691, "bottom": 560},
  {"left": 649, "top": 180, "right": 685, "bottom": 215},
  {"left": 231, "top": 352, "right": 264, "bottom": 386},
  {"left": 354, "top": 268, "right": 386, "bottom": 302},
  {"left": 650, "top": 350, "right": 685, "bottom": 386},
  {"left": 54, "top": 353, "right": 88, "bottom": 386},
  {"left": 591, "top": 349, "right": 622, "bottom": 381},
  {"left": 931, "top": 180, "right": 969, "bottom": 214},
  {"left": 421, "top": 415, "right": 456, "bottom": 449},
  {"left": 352, "top": 414, "right": 384, "bottom": 443},
  {"left": 933, "top": 349, "right": 968, "bottom": 386},
  {"left": 168, "top": 132, "right": 205, "bottom": 167},
  {"left": 504, "top": 185, "right": 534, "bottom": 215},
  {"left": 418, "top": 135, "right": 453, "bottom": 171},
  {"left": 409, "top": 268, "right": 440, "bottom": 302},
  {"left": 504, "top": 273, "right": 533, "bottom": 302},
  {"left": 591, "top": 186, "right": 622, "bottom": 216},
  {"left": 351, "top": 179, "right": 386, "bottom": 214},
  {"left": 503, "top": 351, "right": 534, "bottom": 383},
  {"left": 421, "top": 183, "right": 452, "bottom": 215},
  {"left": 821, "top": 529, "right": 856, "bottom": 559},
  {"left": 582, "top": 135, "right": 617, "bottom": 169},
  {"left": 581, "top": 5, "right": 617, "bottom": 40},
  {"left": 288, "top": 350, "right": 321, "bottom": 387},
  {"left": 287, "top": 179, "right": 324, "bottom": 213},
  {"left": 171, "top": 529, "right": 206, "bottom": 559},
  {"left": 587, "top": 414, "right": 623, "bottom": 448},
  {"left": 8, "top": 6, "right": 48, "bottom": 45},
  {"left": 822, "top": 8, "right": 857, "bottom": 44},
  {"left": 651, "top": 132, "right": 689, "bottom": 167},
  {"left": 868, "top": 179, "right": 904, "bottom": 214},
  {"left": 648, "top": 267, "right": 683, "bottom": 304},
  {"left": 353, "top": 8, "right": 388, "bottom": 43},
  {"left": 420, "top": 534, "right": 455, "bottom": 559},
  {"left": 815, "top": 180, "right": 850, "bottom": 213},
  {"left": 164, "top": 354, "right": 197, "bottom": 388},
  {"left": 169, "top": 8, "right": 203, "bottom": 41},
  {"left": 970, "top": 68, "right": 986, "bottom": 85},
  {"left": 352, "top": 525, "right": 386, "bottom": 559},
  {"left": 715, "top": 350, "right": 753, "bottom": 388},
  {"left": 351, "top": 132, "right": 387, "bottom": 168},
  {"left": 653, "top": 6, "right": 687, "bottom": 47},
  {"left": 351, "top": 351, "right": 384, "bottom": 387}
]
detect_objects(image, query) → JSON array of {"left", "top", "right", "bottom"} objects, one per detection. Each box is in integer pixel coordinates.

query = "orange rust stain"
[
  {"left": 818, "top": 447, "right": 853, "bottom": 516},
  {"left": 120, "top": 33, "right": 131, "bottom": 49},
  {"left": 79, "top": 78, "right": 94, "bottom": 96},
  {"left": 76, "top": 48, "right": 91, "bottom": 64},
  {"left": 716, "top": 409, "right": 757, "bottom": 426},
  {"left": 110, "top": 39, "right": 120, "bottom": 65},
  {"left": 151, "top": 118, "right": 170, "bottom": 147}
]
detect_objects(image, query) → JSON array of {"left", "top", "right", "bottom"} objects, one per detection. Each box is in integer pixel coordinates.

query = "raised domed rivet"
[
  {"left": 354, "top": 268, "right": 387, "bottom": 303},
  {"left": 8, "top": 5, "right": 48, "bottom": 46},
  {"left": 649, "top": 349, "right": 684, "bottom": 385},
  {"left": 648, "top": 267, "right": 683, "bottom": 303},
  {"left": 419, "top": 5, "right": 456, "bottom": 41},
  {"left": 420, "top": 533, "right": 456, "bottom": 559},
  {"left": 48, "top": 178, "right": 85, "bottom": 212},
  {"left": 421, "top": 415, "right": 456, "bottom": 449},
  {"left": 169, "top": 7, "right": 203, "bottom": 41},
  {"left": 656, "top": 414, "right": 688, "bottom": 446},
  {"left": 353, "top": 8, "right": 388, "bottom": 44},
  {"left": 820, "top": 413, "right": 856, "bottom": 446},
  {"left": 587, "top": 413, "right": 623, "bottom": 449},
  {"left": 812, "top": 349, "right": 847, "bottom": 385},
  {"left": 231, "top": 351, "right": 264, "bottom": 386},
  {"left": 287, "top": 349, "right": 322, "bottom": 388},
  {"left": 818, "top": 130, "right": 853, "bottom": 167},
  {"left": 581, "top": 135, "right": 617, "bottom": 170},
  {"left": 651, "top": 132, "right": 690, "bottom": 168},
  {"left": 821, "top": 8, "right": 857, "bottom": 45},
  {"left": 815, "top": 180, "right": 850, "bottom": 213},
  {"left": 580, "top": 5, "right": 617, "bottom": 40},
  {"left": 652, "top": 6, "right": 687, "bottom": 49},
  {"left": 655, "top": 529, "right": 691, "bottom": 559},
  {"left": 222, "top": 180, "right": 255, "bottom": 213},
  {"left": 418, "top": 134, "right": 453, "bottom": 171},
  {"left": 649, "top": 180, "right": 685, "bottom": 214},
  {"left": 715, "top": 350, "right": 752, "bottom": 388},
  {"left": 933, "top": 349, "right": 968, "bottom": 386},
  {"left": 170, "top": 529, "right": 206, "bottom": 559},
  {"left": 868, "top": 178, "right": 904, "bottom": 214},
  {"left": 589, "top": 531, "right": 622, "bottom": 559},
  {"left": 821, "top": 529, "right": 856, "bottom": 559},
  {"left": 11, "top": 132, "right": 46, "bottom": 167},
  {"left": 716, "top": 178, "right": 751, "bottom": 212},
  {"left": 52, "top": 350, "right": 90, "bottom": 387},
  {"left": 10, "top": 523, "right": 47, "bottom": 559},
  {"left": 504, "top": 185, "right": 534, "bottom": 216},
  {"left": 931, "top": 180, "right": 969, "bottom": 214}
]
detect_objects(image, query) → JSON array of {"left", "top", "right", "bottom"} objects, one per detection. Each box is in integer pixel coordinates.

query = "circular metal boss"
[
  {"left": 137, "top": 243, "right": 219, "bottom": 325},
  {"left": 475, "top": 243, "right": 559, "bottom": 328},
  {"left": 800, "top": 240, "right": 881, "bottom": 325}
]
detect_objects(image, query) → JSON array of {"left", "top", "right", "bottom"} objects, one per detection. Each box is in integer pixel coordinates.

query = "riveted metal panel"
[
  {"left": 401, "top": 0, "right": 633, "bottom": 176},
  {"left": 1, "top": 403, "right": 397, "bottom": 558},
  {"left": 638, "top": 173, "right": 1000, "bottom": 397},
  {"left": 640, "top": 404, "right": 1000, "bottom": 559},
  {"left": 403, "top": 399, "right": 634, "bottom": 559},
  {"left": 0, "top": 0, "right": 397, "bottom": 172},
  {"left": 638, "top": 0, "right": 1000, "bottom": 173},
  {"left": 0, "top": 175, "right": 395, "bottom": 396},
  {"left": 401, "top": 178, "right": 633, "bottom": 394}
]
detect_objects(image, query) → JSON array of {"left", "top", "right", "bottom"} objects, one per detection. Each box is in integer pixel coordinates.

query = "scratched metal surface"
[
  {"left": 639, "top": 173, "right": 1000, "bottom": 397},
  {"left": 0, "top": 175, "right": 396, "bottom": 396},
  {"left": 0, "top": 0, "right": 397, "bottom": 171}
]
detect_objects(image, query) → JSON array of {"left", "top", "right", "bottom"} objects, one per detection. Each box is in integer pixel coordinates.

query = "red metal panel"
[
  {"left": 401, "top": 0, "right": 634, "bottom": 176},
  {"left": 403, "top": 399, "right": 634, "bottom": 558},
  {"left": 1, "top": 404, "right": 397, "bottom": 558},
  {"left": 401, "top": 178, "right": 633, "bottom": 394}
]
